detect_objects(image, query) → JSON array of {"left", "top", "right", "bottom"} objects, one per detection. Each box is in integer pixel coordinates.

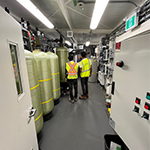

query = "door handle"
[
  {"left": 29, "top": 107, "right": 37, "bottom": 118},
  {"left": 111, "top": 81, "right": 115, "bottom": 95}
]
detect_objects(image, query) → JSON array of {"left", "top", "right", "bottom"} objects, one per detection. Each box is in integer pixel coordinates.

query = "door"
[
  {"left": 111, "top": 31, "right": 150, "bottom": 150},
  {"left": 0, "top": 7, "right": 38, "bottom": 150}
]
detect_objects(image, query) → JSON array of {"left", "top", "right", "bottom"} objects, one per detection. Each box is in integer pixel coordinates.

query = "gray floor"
[{"left": 39, "top": 82, "right": 114, "bottom": 150}]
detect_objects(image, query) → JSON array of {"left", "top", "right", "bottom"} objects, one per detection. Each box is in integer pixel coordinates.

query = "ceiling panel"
[
  {"left": 98, "top": 3, "right": 135, "bottom": 29},
  {"left": 0, "top": 0, "right": 146, "bottom": 45},
  {"left": 31, "top": 0, "right": 59, "bottom": 17},
  {"left": 0, "top": 0, "right": 42, "bottom": 27},
  {"left": 66, "top": 0, "right": 95, "bottom": 18},
  {"left": 39, "top": 10, "right": 69, "bottom": 29},
  {"left": 67, "top": 7, "right": 110, "bottom": 30}
]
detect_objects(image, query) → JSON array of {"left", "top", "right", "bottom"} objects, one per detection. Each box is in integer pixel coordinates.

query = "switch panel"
[
  {"left": 133, "top": 106, "right": 139, "bottom": 113},
  {"left": 141, "top": 111, "right": 149, "bottom": 120},
  {"left": 146, "top": 92, "right": 150, "bottom": 100},
  {"left": 135, "top": 97, "right": 141, "bottom": 105},
  {"left": 144, "top": 102, "right": 150, "bottom": 110}
]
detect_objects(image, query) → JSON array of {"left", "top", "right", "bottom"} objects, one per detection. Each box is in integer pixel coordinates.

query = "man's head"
[
  {"left": 68, "top": 55, "right": 74, "bottom": 61},
  {"left": 81, "top": 51, "right": 87, "bottom": 58}
]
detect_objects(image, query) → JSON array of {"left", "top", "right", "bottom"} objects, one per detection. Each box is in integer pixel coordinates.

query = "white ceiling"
[{"left": 0, "top": 0, "right": 145, "bottom": 44}]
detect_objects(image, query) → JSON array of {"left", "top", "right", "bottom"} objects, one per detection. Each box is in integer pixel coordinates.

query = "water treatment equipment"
[
  {"left": 33, "top": 50, "right": 54, "bottom": 115},
  {"left": 25, "top": 50, "right": 43, "bottom": 134},
  {"left": 89, "top": 59, "right": 98, "bottom": 82},
  {"left": 47, "top": 52, "right": 61, "bottom": 101},
  {"left": 56, "top": 47, "right": 68, "bottom": 82}
]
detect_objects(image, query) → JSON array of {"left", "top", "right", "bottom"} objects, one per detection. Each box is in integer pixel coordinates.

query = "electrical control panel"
[{"left": 110, "top": 20, "right": 150, "bottom": 150}]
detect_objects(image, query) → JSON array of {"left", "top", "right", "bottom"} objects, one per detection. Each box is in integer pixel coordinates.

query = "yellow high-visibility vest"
[
  {"left": 66, "top": 61, "right": 78, "bottom": 79},
  {"left": 79, "top": 58, "right": 91, "bottom": 77}
]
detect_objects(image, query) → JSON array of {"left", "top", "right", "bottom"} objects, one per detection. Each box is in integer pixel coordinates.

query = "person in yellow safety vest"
[
  {"left": 66, "top": 55, "right": 79, "bottom": 103},
  {"left": 79, "top": 51, "right": 92, "bottom": 100}
]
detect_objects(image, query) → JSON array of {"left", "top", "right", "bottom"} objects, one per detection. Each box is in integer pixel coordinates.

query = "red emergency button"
[
  {"left": 145, "top": 105, "right": 149, "bottom": 110},
  {"left": 116, "top": 61, "right": 124, "bottom": 67},
  {"left": 144, "top": 102, "right": 150, "bottom": 110},
  {"left": 135, "top": 98, "right": 141, "bottom": 105},
  {"left": 135, "top": 100, "right": 140, "bottom": 104}
]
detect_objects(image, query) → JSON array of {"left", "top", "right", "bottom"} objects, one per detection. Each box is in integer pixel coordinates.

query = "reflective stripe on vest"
[
  {"left": 80, "top": 58, "right": 91, "bottom": 77},
  {"left": 68, "top": 62, "right": 77, "bottom": 74},
  {"left": 66, "top": 62, "right": 78, "bottom": 79}
]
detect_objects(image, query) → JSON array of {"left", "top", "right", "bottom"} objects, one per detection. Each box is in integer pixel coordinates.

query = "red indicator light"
[
  {"left": 31, "top": 36, "right": 34, "bottom": 40},
  {"left": 116, "top": 61, "right": 124, "bottom": 67},
  {"left": 144, "top": 105, "right": 149, "bottom": 110},
  {"left": 135, "top": 100, "right": 139, "bottom": 104}
]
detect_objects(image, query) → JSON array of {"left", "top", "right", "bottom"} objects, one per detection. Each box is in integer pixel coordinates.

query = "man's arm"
[
  {"left": 78, "top": 62, "right": 82, "bottom": 73},
  {"left": 90, "top": 65, "right": 92, "bottom": 77},
  {"left": 89, "top": 59, "right": 92, "bottom": 77},
  {"left": 80, "top": 68, "right": 82, "bottom": 73},
  {"left": 65, "top": 64, "right": 68, "bottom": 82}
]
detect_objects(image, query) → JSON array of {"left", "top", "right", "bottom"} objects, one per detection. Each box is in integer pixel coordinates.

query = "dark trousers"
[
  {"left": 81, "top": 77, "right": 89, "bottom": 95},
  {"left": 60, "top": 82, "right": 68, "bottom": 94},
  {"left": 67, "top": 79, "right": 78, "bottom": 99}
]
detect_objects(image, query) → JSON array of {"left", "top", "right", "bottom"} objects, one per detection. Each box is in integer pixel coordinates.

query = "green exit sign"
[{"left": 126, "top": 13, "right": 138, "bottom": 31}]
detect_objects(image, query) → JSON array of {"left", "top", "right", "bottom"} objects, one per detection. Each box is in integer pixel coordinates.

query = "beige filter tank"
[
  {"left": 56, "top": 47, "right": 68, "bottom": 82},
  {"left": 47, "top": 52, "right": 60, "bottom": 101},
  {"left": 33, "top": 50, "right": 54, "bottom": 115},
  {"left": 24, "top": 50, "right": 43, "bottom": 134}
]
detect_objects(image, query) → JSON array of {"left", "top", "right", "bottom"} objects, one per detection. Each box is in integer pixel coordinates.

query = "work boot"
[
  {"left": 86, "top": 93, "right": 89, "bottom": 98},
  {"left": 74, "top": 97, "right": 78, "bottom": 102},
  {"left": 79, "top": 95, "right": 87, "bottom": 100},
  {"left": 69, "top": 98, "right": 74, "bottom": 104}
]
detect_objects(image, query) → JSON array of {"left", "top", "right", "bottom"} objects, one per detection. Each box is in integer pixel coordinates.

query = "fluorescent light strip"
[
  {"left": 65, "top": 40, "right": 72, "bottom": 46},
  {"left": 85, "top": 41, "right": 90, "bottom": 46},
  {"left": 16, "top": 0, "right": 54, "bottom": 29},
  {"left": 90, "top": 0, "right": 109, "bottom": 30}
]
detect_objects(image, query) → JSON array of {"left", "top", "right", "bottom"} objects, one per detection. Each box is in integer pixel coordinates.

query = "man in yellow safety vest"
[
  {"left": 79, "top": 51, "right": 92, "bottom": 100},
  {"left": 66, "top": 55, "right": 79, "bottom": 103}
]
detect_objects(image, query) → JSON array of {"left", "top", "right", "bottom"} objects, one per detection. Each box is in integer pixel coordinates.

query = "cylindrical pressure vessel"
[
  {"left": 89, "top": 59, "right": 98, "bottom": 82},
  {"left": 47, "top": 52, "right": 61, "bottom": 100},
  {"left": 56, "top": 47, "right": 68, "bottom": 82},
  {"left": 33, "top": 50, "right": 54, "bottom": 115},
  {"left": 24, "top": 50, "right": 43, "bottom": 134}
]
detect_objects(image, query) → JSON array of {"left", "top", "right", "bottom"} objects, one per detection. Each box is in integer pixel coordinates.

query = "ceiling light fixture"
[
  {"left": 85, "top": 41, "right": 90, "bottom": 47},
  {"left": 90, "top": 0, "right": 109, "bottom": 30},
  {"left": 16, "top": 0, "right": 54, "bottom": 29},
  {"left": 65, "top": 40, "right": 72, "bottom": 46}
]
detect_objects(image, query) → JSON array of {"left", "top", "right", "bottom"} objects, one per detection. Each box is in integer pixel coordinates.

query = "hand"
[
  {"left": 89, "top": 74, "right": 92, "bottom": 77},
  {"left": 65, "top": 79, "right": 67, "bottom": 82}
]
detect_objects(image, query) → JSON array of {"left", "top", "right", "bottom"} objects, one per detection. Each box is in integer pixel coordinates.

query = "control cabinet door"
[
  {"left": 110, "top": 32, "right": 150, "bottom": 150},
  {"left": 0, "top": 7, "right": 38, "bottom": 150}
]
